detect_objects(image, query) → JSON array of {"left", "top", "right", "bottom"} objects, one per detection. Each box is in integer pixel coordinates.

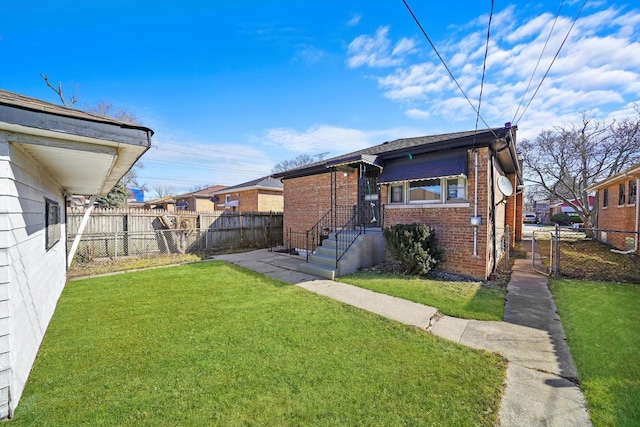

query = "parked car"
[
  {"left": 572, "top": 222, "right": 585, "bottom": 230},
  {"left": 523, "top": 213, "right": 538, "bottom": 224}
]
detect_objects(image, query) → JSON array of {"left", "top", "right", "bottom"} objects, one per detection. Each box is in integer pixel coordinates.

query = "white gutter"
[
  {"left": 67, "top": 195, "right": 97, "bottom": 269},
  {"left": 636, "top": 176, "right": 639, "bottom": 252},
  {"left": 473, "top": 150, "right": 479, "bottom": 257}
]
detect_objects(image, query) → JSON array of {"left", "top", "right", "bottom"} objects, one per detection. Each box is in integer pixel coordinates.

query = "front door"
[{"left": 358, "top": 172, "right": 380, "bottom": 227}]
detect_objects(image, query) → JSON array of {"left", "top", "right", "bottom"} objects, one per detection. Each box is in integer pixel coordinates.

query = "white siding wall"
[{"left": 0, "top": 134, "right": 67, "bottom": 417}]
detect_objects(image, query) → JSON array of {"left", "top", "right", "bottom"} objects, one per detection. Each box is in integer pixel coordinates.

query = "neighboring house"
[
  {"left": 532, "top": 199, "right": 550, "bottom": 224},
  {"left": 145, "top": 196, "right": 176, "bottom": 211},
  {"left": 587, "top": 163, "right": 640, "bottom": 253},
  {"left": 549, "top": 196, "right": 595, "bottom": 217},
  {"left": 0, "top": 89, "right": 152, "bottom": 418},
  {"left": 174, "top": 184, "right": 227, "bottom": 212},
  {"left": 211, "top": 176, "right": 283, "bottom": 212},
  {"left": 273, "top": 127, "right": 523, "bottom": 280}
]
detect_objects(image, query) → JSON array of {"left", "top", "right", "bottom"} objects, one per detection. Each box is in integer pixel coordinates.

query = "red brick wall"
[
  {"left": 596, "top": 177, "right": 639, "bottom": 252},
  {"left": 282, "top": 148, "right": 518, "bottom": 279},
  {"left": 382, "top": 148, "right": 493, "bottom": 279},
  {"left": 283, "top": 169, "right": 359, "bottom": 232}
]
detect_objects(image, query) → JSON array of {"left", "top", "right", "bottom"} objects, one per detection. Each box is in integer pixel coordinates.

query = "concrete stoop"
[{"left": 299, "top": 230, "right": 385, "bottom": 280}]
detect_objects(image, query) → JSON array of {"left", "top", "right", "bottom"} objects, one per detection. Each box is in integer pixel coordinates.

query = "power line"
[
  {"left": 514, "top": 0, "right": 588, "bottom": 125},
  {"left": 401, "top": 0, "right": 498, "bottom": 138},
  {"left": 511, "top": 0, "right": 566, "bottom": 124},
  {"left": 473, "top": 0, "right": 495, "bottom": 147}
]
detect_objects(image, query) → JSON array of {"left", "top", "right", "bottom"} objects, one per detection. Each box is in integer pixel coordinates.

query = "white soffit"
[{"left": 15, "top": 142, "right": 116, "bottom": 195}]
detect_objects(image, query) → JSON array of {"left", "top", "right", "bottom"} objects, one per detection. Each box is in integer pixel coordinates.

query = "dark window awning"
[{"left": 378, "top": 150, "right": 468, "bottom": 184}]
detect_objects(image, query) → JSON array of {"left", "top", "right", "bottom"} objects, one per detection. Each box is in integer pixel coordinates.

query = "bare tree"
[
  {"left": 188, "top": 184, "right": 213, "bottom": 192},
  {"left": 153, "top": 184, "right": 176, "bottom": 199},
  {"left": 86, "top": 101, "right": 138, "bottom": 124},
  {"left": 40, "top": 74, "right": 77, "bottom": 107},
  {"left": 521, "top": 108, "right": 640, "bottom": 227},
  {"left": 272, "top": 152, "right": 329, "bottom": 173}
]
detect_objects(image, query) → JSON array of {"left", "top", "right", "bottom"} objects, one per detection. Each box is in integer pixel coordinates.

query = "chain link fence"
[{"left": 531, "top": 226, "right": 639, "bottom": 283}]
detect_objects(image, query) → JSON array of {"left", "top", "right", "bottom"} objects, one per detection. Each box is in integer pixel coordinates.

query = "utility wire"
[
  {"left": 401, "top": 0, "right": 498, "bottom": 138},
  {"left": 511, "top": 0, "right": 566, "bottom": 124},
  {"left": 514, "top": 0, "right": 588, "bottom": 125},
  {"left": 473, "top": 0, "right": 495, "bottom": 147}
]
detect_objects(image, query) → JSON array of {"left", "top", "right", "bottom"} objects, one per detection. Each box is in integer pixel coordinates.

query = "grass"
[
  {"left": 536, "top": 238, "right": 639, "bottom": 283},
  {"left": 14, "top": 262, "right": 506, "bottom": 426},
  {"left": 67, "top": 253, "right": 203, "bottom": 278},
  {"left": 550, "top": 279, "right": 640, "bottom": 426},
  {"left": 339, "top": 271, "right": 505, "bottom": 321}
]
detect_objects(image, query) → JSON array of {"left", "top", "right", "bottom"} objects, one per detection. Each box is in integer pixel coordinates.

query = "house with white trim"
[{"left": 0, "top": 89, "right": 152, "bottom": 417}]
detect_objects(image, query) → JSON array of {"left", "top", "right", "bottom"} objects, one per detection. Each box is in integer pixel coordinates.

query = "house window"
[
  {"left": 409, "top": 179, "right": 441, "bottom": 203},
  {"left": 629, "top": 180, "right": 637, "bottom": 204},
  {"left": 602, "top": 188, "right": 608, "bottom": 207},
  {"left": 390, "top": 184, "right": 404, "bottom": 203},
  {"left": 45, "top": 198, "right": 60, "bottom": 250},
  {"left": 618, "top": 183, "right": 626, "bottom": 205},
  {"left": 447, "top": 177, "right": 466, "bottom": 201},
  {"left": 225, "top": 194, "right": 231, "bottom": 204}
]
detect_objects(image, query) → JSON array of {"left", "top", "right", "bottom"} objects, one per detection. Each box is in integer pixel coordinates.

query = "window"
[
  {"left": 629, "top": 180, "right": 637, "bottom": 204},
  {"left": 390, "top": 184, "right": 403, "bottom": 203},
  {"left": 602, "top": 188, "right": 608, "bottom": 207},
  {"left": 619, "top": 183, "right": 626, "bottom": 205},
  {"left": 447, "top": 177, "right": 466, "bottom": 201},
  {"left": 389, "top": 177, "right": 467, "bottom": 204},
  {"left": 225, "top": 194, "right": 231, "bottom": 204},
  {"left": 45, "top": 198, "right": 60, "bottom": 250},
  {"left": 409, "top": 179, "right": 441, "bottom": 203}
]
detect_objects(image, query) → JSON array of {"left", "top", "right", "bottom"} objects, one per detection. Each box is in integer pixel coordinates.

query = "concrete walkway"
[{"left": 213, "top": 249, "right": 591, "bottom": 426}]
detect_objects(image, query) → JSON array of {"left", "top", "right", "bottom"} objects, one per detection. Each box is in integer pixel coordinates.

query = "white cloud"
[
  {"left": 295, "top": 44, "right": 325, "bottom": 64},
  {"left": 346, "top": 26, "right": 416, "bottom": 68},
  {"left": 261, "top": 125, "right": 374, "bottom": 154},
  {"left": 347, "top": 13, "right": 361, "bottom": 26},
  {"left": 405, "top": 108, "right": 430, "bottom": 120},
  {"left": 346, "top": 5, "right": 640, "bottom": 140},
  {"left": 260, "top": 124, "right": 428, "bottom": 156}
]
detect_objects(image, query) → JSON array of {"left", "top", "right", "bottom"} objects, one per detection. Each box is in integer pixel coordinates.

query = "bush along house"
[{"left": 272, "top": 126, "right": 523, "bottom": 280}]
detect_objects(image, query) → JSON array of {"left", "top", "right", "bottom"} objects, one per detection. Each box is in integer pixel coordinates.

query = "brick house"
[
  {"left": 211, "top": 176, "right": 283, "bottom": 212},
  {"left": 174, "top": 184, "right": 228, "bottom": 212},
  {"left": 273, "top": 127, "right": 523, "bottom": 280},
  {"left": 587, "top": 163, "right": 640, "bottom": 253}
]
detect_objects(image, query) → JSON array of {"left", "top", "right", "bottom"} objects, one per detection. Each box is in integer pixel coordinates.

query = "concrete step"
[
  {"left": 299, "top": 262, "right": 336, "bottom": 280},
  {"left": 308, "top": 252, "right": 337, "bottom": 268}
]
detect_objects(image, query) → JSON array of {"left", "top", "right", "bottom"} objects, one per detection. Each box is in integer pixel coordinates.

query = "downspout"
[
  {"left": 636, "top": 177, "right": 639, "bottom": 252},
  {"left": 490, "top": 151, "right": 497, "bottom": 275},
  {"left": 473, "top": 150, "right": 479, "bottom": 257},
  {"left": 67, "top": 195, "right": 97, "bottom": 269}
]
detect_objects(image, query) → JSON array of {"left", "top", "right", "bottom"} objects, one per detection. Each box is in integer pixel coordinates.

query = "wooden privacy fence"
[{"left": 66, "top": 208, "right": 283, "bottom": 262}]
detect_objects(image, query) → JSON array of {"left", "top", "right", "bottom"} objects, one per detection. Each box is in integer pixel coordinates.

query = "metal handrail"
[
  {"left": 305, "top": 208, "right": 333, "bottom": 261},
  {"left": 335, "top": 208, "right": 362, "bottom": 267}
]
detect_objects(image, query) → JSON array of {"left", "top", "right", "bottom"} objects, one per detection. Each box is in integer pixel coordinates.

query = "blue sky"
[{"left": 2, "top": 1, "right": 639, "bottom": 198}]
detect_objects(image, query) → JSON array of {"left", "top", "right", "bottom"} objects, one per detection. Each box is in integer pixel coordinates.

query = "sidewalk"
[{"left": 213, "top": 249, "right": 592, "bottom": 426}]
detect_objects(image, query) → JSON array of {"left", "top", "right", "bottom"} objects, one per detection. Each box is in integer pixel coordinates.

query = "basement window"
[{"left": 45, "top": 198, "right": 61, "bottom": 250}]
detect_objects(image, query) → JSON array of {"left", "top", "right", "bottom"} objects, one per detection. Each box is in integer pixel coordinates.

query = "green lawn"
[
  {"left": 13, "top": 262, "right": 506, "bottom": 426},
  {"left": 340, "top": 271, "right": 505, "bottom": 321},
  {"left": 550, "top": 279, "right": 640, "bottom": 426}
]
